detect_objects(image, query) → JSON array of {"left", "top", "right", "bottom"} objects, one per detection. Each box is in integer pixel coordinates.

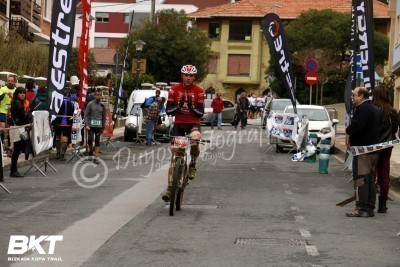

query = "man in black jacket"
[
  {"left": 236, "top": 92, "right": 249, "bottom": 130},
  {"left": 345, "top": 87, "right": 380, "bottom": 217}
]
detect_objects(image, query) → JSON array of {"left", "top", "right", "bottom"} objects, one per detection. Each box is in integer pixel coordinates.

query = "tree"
[
  {"left": 68, "top": 48, "right": 97, "bottom": 82},
  {"left": 0, "top": 29, "right": 49, "bottom": 77},
  {"left": 119, "top": 9, "right": 210, "bottom": 83}
]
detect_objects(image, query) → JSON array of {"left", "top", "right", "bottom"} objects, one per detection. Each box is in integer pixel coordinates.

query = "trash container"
[{"left": 318, "top": 138, "right": 331, "bottom": 174}]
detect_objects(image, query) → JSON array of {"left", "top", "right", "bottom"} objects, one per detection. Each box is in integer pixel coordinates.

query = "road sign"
[
  {"left": 305, "top": 72, "right": 318, "bottom": 85},
  {"left": 305, "top": 58, "right": 318, "bottom": 73},
  {"left": 113, "top": 53, "right": 122, "bottom": 65}
]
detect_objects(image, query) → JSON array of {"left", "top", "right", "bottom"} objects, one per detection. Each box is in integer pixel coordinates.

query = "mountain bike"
[{"left": 168, "top": 136, "right": 209, "bottom": 216}]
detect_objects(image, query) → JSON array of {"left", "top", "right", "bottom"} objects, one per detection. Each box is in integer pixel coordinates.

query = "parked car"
[
  {"left": 124, "top": 89, "right": 173, "bottom": 142},
  {"left": 275, "top": 105, "right": 339, "bottom": 153},
  {"left": 201, "top": 99, "right": 236, "bottom": 125}
]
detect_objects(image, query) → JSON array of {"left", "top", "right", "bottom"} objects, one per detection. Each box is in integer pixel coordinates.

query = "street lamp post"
[{"left": 134, "top": 39, "right": 146, "bottom": 90}]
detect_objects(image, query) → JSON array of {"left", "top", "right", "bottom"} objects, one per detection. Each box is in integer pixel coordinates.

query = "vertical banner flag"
[
  {"left": 78, "top": 0, "right": 91, "bottom": 109},
  {"left": 261, "top": 13, "right": 297, "bottom": 114},
  {"left": 345, "top": 0, "right": 358, "bottom": 125},
  {"left": 112, "top": 12, "right": 134, "bottom": 129},
  {"left": 356, "top": 0, "right": 375, "bottom": 93},
  {"left": 46, "top": 0, "right": 78, "bottom": 121}
]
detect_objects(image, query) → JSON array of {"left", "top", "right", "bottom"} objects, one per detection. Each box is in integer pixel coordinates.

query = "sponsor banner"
[
  {"left": 78, "top": 0, "right": 91, "bottom": 109},
  {"left": 46, "top": 0, "right": 77, "bottom": 121},
  {"left": 355, "top": 0, "right": 375, "bottom": 93},
  {"left": 102, "top": 108, "right": 114, "bottom": 138},
  {"left": 267, "top": 111, "right": 299, "bottom": 142},
  {"left": 71, "top": 110, "right": 83, "bottom": 144},
  {"left": 349, "top": 139, "right": 400, "bottom": 156},
  {"left": 261, "top": 13, "right": 297, "bottom": 114},
  {"left": 32, "top": 111, "right": 53, "bottom": 155}
]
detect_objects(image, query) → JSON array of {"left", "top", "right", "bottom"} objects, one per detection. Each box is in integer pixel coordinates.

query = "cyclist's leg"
[{"left": 188, "top": 125, "right": 201, "bottom": 180}]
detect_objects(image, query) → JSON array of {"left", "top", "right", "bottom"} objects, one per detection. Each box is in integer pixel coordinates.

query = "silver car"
[{"left": 201, "top": 99, "right": 237, "bottom": 125}]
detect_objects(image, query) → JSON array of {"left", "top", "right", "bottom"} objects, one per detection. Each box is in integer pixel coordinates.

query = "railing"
[
  {"left": 10, "top": 0, "right": 41, "bottom": 28},
  {"left": 10, "top": 17, "right": 34, "bottom": 42}
]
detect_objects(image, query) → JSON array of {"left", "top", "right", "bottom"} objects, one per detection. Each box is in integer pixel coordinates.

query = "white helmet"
[
  {"left": 70, "top": 75, "right": 79, "bottom": 85},
  {"left": 181, "top": 65, "right": 197, "bottom": 75}
]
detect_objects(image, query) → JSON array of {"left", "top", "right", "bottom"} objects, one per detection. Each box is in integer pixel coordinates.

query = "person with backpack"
[{"left": 30, "top": 86, "right": 47, "bottom": 111}]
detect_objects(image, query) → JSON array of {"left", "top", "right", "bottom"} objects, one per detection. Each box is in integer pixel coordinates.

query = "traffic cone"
[{"left": 318, "top": 138, "right": 331, "bottom": 174}]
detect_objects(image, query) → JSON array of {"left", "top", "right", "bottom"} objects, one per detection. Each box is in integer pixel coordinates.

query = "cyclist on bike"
[{"left": 162, "top": 64, "right": 205, "bottom": 202}]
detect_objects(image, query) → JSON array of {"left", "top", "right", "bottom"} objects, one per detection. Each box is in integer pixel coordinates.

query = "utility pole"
[{"left": 150, "top": 0, "right": 156, "bottom": 23}]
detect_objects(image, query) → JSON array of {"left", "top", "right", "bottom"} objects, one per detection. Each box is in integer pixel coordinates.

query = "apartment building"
[
  {"left": 189, "top": 0, "right": 390, "bottom": 100},
  {"left": 388, "top": 0, "right": 400, "bottom": 110}
]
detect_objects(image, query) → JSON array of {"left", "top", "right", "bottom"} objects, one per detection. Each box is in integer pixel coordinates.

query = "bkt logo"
[{"left": 8, "top": 235, "right": 63, "bottom": 255}]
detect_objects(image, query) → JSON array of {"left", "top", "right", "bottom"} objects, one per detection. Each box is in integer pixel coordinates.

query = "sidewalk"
[{"left": 1, "top": 126, "right": 126, "bottom": 172}]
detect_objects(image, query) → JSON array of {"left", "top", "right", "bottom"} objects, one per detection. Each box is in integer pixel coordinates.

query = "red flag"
[{"left": 78, "top": 0, "right": 91, "bottom": 109}]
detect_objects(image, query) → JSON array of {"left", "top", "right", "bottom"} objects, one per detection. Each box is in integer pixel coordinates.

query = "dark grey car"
[{"left": 201, "top": 99, "right": 236, "bottom": 125}]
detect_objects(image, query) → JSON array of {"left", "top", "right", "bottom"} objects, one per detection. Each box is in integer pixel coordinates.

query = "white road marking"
[
  {"left": 299, "top": 229, "right": 311, "bottom": 239},
  {"left": 284, "top": 190, "right": 292, "bottom": 195},
  {"left": 290, "top": 206, "right": 299, "bottom": 211},
  {"left": 11, "top": 163, "right": 169, "bottom": 267},
  {"left": 294, "top": 216, "right": 305, "bottom": 223},
  {"left": 306, "top": 245, "right": 320, "bottom": 256}
]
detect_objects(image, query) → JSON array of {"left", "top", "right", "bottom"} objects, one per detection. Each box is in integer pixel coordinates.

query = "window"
[
  {"left": 223, "top": 101, "right": 234, "bottom": 108},
  {"left": 124, "top": 13, "right": 131, "bottom": 24},
  {"left": 227, "top": 54, "right": 250, "bottom": 75},
  {"left": 205, "top": 88, "right": 215, "bottom": 99},
  {"left": 43, "top": 0, "right": 51, "bottom": 20},
  {"left": 96, "top": 12, "right": 109, "bottom": 22},
  {"left": 208, "top": 56, "right": 217, "bottom": 74},
  {"left": 95, "top": 37, "right": 108, "bottom": 48},
  {"left": 229, "top": 20, "right": 252, "bottom": 41},
  {"left": 209, "top": 21, "right": 220, "bottom": 39}
]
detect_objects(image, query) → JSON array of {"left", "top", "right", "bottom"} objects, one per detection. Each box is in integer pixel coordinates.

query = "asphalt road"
[{"left": 0, "top": 124, "right": 399, "bottom": 267}]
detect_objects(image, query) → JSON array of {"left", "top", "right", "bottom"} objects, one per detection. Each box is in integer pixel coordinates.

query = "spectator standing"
[
  {"left": 25, "top": 79, "right": 36, "bottom": 104},
  {"left": 248, "top": 93, "right": 256, "bottom": 119},
  {"left": 0, "top": 76, "right": 16, "bottom": 152},
  {"left": 236, "top": 92, "right": 250, "bottom": 130},
  {"left": 10, "top": 87, "right": 32, "bottom": 177},
  {"left": 30, "top": 87, "right": 47, "bottom": 111},
  {"left": 372, "top": 85, "right": 399, "bottom": 213},
  {"left": 145, "top": 97, "right": 162, "bottom": 146},
  {"left": 84, "top": 89, "right": 106, "bottom": 164},
  {"left": 345, "top": 87, "right": 380, "bottom": 217},
  {"left": 211, "top": 92, "right": 224, "bottom": 130},
  {"left": 53, "top": 90, "right": 75, "bottom": 160}
]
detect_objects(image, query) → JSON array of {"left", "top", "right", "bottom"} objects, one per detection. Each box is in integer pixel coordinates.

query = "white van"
[{"left": 124, "top": 89, "right": 173, "bottom": 141}]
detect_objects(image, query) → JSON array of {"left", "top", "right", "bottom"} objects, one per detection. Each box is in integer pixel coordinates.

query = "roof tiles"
[{"left": 189, "top": 0, "right": 389, "bottom": 19}]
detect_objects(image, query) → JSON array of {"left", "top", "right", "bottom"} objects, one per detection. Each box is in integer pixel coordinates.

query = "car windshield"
[
  {"left": 285, "top": 108, "right": 329, "bottom": 121},
  {"left": 271, "top": 100, "right": 292, "bottom": 111}
]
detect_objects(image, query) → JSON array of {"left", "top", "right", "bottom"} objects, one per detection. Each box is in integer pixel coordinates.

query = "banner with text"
[
  {"left": 262, "top": 13, "right": 297, "bottom": 114},
  {"left": 32, "top": 111, "right": 53, "bottom": 155},
  {"left": 46, "top": 0, "right": 77, "bottom": 121},
  {"left": 78, "top": 0, "right": 91, "bottom": 109}
]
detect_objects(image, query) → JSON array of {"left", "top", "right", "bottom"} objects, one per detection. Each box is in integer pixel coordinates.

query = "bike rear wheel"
[{"left": 169, "top": 157, "right": 184, "bottom": 216}]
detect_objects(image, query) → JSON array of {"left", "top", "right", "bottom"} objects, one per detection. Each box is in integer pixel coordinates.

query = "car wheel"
[{"left": 124, "top": 129, "right": 135, "bottom": 142}]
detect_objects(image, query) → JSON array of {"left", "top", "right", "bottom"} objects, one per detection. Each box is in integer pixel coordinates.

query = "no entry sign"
[{"left": 305, "top": 72, "right": 318, "bottom": 85}]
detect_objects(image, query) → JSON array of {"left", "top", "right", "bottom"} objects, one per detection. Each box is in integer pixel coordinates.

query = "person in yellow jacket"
[{"left": 0, "top": 76, "right": 16, "bottom": 154}]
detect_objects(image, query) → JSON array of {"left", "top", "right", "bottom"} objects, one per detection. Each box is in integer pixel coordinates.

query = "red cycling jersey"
[{"left": 168, "top": 82, "right": 205, "bottom": 124}]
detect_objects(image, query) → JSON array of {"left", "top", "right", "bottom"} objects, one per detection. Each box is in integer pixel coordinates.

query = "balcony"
[
  {"left": 10, "top": 0, "right": 41, "bottom": 28},
  {"left": 10, "top": 17, "right": 34, "bottom": 42}
]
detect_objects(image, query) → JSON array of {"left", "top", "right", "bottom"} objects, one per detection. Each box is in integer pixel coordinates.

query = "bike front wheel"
[{"left": 169, "top": 157, "right": 184, "bottom": 216}]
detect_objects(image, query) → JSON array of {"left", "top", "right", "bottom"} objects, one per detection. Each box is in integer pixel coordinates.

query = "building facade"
[
  {"left": 388, "top": 0, "right": 400, "bottom": 110},
  {"left": 189, "top": 0, "right": 390, "bottom": 101}
]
